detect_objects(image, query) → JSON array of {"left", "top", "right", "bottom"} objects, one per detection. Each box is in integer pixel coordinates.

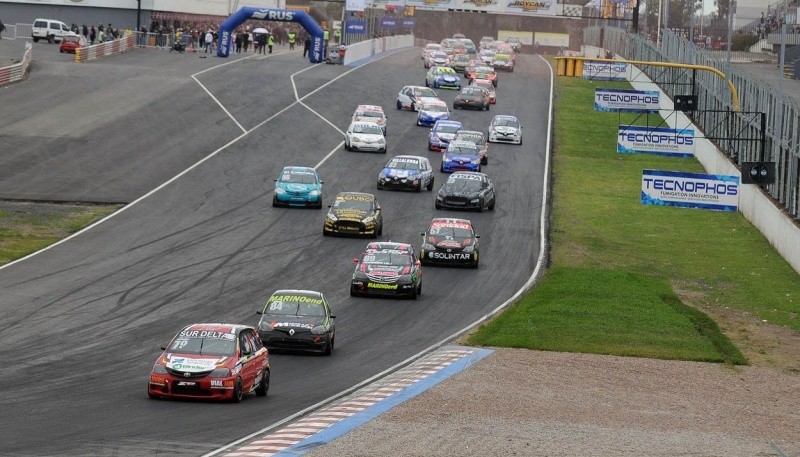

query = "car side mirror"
[
  {"left": 256, "top": 309, "right": 263, "bottom": 315},
  {"left": 353, "top": 258, "right": 359, "bottom": 263},
  {"left": 160, "top": 342, "right": 168, "bottom": 351},
  {"left": 330, "top": 315, "right": 336, "bottom": 319}
]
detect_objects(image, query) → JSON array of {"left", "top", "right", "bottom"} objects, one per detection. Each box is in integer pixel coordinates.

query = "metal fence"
[
  {"left": 2, "top": 23, "right": 33, "bottom": 40},
  {"left": 585, "top": 26, "right": 800, "bottom": 219}
]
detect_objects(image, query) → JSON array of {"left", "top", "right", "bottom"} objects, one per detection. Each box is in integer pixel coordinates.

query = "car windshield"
[
  {"left": 428, "top": 225, "right": 473, "bottom": 239},
  {"left": 362, "top": 251, "right": 413, "bottom": 266},
  {"left": 476, "top": 67, "right": 494, "bottom": 74},
  {"left": 473, "top": 82, "right": 493, "bottom": 91},
  {"left": 436, "top": 123, "right": 461, "bottom": 134},
  {"left": 352, "top": 124, "right": 383, "bottom": 134},
  {"left": 413, "top": 88, "right": 438, "bottom": 98},
  {"left": 453, "top": 55, "right": 470, "bottom": 63},
  {"left": 461, "top": 88, "right": 483, "bottom": 96},
  {"left": 333, "top": 197, "right": 372, "bottom": 210},
  {"left": 386, "top": 158, "right": 420, "bottom": 170},
  {"left": 64, "top": 36, "right": 81, "bottom": 43},
  {"left": 168, "top": 334, "right": 236, "bottom": 356},
  {"left": 448, "top": 145, "right": 478, "bottom": 155},
  {"left": 264, "top": 297, "right": 326, "bottom": 317},
  {"left": 431, "top": 52, "right": 447, "bottom": 59},
  {"left": 356, "top": 110, "right": 383, "bottom": 119},
  {"left": 493, "top": 118, "right": 519, "bottom": 128},
  {"left": 281, "top": 170, "right": 317, "bottom": 184},
  {"left": 424, "top": 104, "right": 448, "bottom": 113},
  {"left": 447, "top": 176, "right": 482, "bottom": 189}
]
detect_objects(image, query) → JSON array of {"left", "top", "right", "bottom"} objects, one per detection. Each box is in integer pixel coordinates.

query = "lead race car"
[
  {"left": 420, "top": 217, "right": 480, "bottom": 268},
  {"left": 350, "top": 242, "right": 423, "bottom": 299},
  {"left": 256, "top": 290, "right": 336, "bottom": 355},
  {"left": 148, "top": 323, "right": 270, "bottom": 403}
]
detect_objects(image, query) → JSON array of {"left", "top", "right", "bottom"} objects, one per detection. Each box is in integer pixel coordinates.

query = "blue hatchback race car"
[
  {"left": 441, "top": 141, "right": 481, "bottom": 173},
  {"left": 425, "top": 66, "right": 462, "bottom": 90},
  {"left": 428, "top": 119, "right": 463, "bottom": 151},
  {"left": 273, "top": 166, "right": 323, "bottom": 208}
]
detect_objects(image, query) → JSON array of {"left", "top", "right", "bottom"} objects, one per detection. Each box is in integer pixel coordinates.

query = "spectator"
[
  {"left": 268, "top": 33, "right": 275, "bottom": 53},
  {"left": 90, "top": 26, "right": 96, "bottom": 45},
  {"left": 258, "top": 33, "right": 267, "bottom": 54},
  {"left": 98, "top": 28, "right": 105, "bottom": 43},
  {"left": 204, "top": 30, "right": 213, "bottom": 53},
  {"left": 243, "top": 31, "right": 250, "bottom": 52},
  {"left": 199, "top": 28, "right": 205, "bottom": 50},
  {"left": 0, "top": 19, "right": 5, "bottom": 40},
  {"left": 82, "top": 24, "right": 88, "bottom": 39},
  {"left": 235, "top": 30, "right": 243, "bottom": 54},
  {"left": 303, "top": 36, "right": 311, "bottom": 58},
  {"left": 288, "top": 30, "right": 296, "bottom": 50}
]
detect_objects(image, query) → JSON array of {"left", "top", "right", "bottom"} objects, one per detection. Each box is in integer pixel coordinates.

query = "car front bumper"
[
  {"left": 148, "top": 373, "right": 236, "bottom": 400},
  {"left": 351, "top": 279, "right": 417, "bottom": 297}
]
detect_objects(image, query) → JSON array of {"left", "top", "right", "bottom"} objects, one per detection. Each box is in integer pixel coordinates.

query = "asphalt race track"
[{"left": 0, "top": 47, "right": 552, "bottom": 456}]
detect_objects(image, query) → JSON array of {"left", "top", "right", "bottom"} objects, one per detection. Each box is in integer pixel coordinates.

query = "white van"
[{"left": 32, "top": 19, "right": 70, "bottom": 43}]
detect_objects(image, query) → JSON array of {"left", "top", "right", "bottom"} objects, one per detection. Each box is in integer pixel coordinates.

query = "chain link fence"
[{"left": 585, "top": 26, "right": 800, "bottom": 219}]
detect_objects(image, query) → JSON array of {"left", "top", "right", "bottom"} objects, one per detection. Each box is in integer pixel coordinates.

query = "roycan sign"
[
  {"left": 595, "top": 88, "right": 660, "bottom": 113},
  {"left": 618, "top": 126, "right": 695, "bottom": 157},
  {"left": 641, "top": 170, "right": 739, "bottom": 211},
  {"left": 583, "top": 61, "right": 629, "bottom": 81}
]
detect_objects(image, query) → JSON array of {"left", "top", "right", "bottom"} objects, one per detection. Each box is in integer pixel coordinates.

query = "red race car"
[{"left": 148, "top": 323, "right": 270, "bottom": 402}]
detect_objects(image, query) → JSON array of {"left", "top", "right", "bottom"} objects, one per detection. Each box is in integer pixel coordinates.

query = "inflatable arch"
[{"left": 217, "top": 8, "right": 325, "bottom": 63}]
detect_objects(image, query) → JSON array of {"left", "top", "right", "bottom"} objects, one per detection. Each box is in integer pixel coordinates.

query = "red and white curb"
[{"left": 221, "top": 346, "right": 488, "bottom": 457}]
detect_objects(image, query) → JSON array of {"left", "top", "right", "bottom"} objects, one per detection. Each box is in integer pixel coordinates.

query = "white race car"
[{"left": 344, "top": 121, "right": 387, "bottom": 153}]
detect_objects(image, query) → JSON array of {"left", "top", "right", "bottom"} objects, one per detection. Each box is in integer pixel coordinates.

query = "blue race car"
[
  {"left": 417, "top": 99, "right": 450, "bottom": 127},
  {"left": 441, "top": 141, "right": 481, "bottom": 173},
  {"left": 273, "top": 166, "right": 323, "bottom": 208},
  {"left": 428, "top": 119, "right": 463, "bottom": 152},
  {"left": 425, "top": 66, "right": 462, "bottom": 90}
]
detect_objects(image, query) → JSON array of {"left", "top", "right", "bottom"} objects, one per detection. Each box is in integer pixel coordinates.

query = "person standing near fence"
[
  {"left": 243, "top": 31, "right": 250, "bottom": 52},
  {"left": 235, "top": 31, "right": 243, "bottom": 54},
  {"left": 90, "top": 26, "right": 96, "bottom": 45},
  {"left": 0, "top": 19, "right": 5, "bottom": 40},
  {"left": 204, "top": 30, "right": 213, "bottom": 54},
  {"left": 303, "top": 35, "right": 310, "bottom": 58},
  {"left": 268, "top": 34, "right": 275, "bottom": 54},
  {"left": 288, "top": 30, "right": 296, "bottom": 50}
]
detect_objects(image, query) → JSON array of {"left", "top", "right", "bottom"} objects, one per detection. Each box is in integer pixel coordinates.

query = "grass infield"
[{"left": 467, "top": 74, "right": 799, "bottom": 364}]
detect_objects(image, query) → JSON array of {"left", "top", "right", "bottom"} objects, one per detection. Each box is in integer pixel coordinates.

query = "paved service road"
[{"left": 0, "top": 48, "right": 552, "bottom": 456}]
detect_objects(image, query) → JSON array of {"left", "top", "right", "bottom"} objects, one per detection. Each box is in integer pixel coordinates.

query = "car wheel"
[
  {"left": 382, "top": 147, "right": 387, "bottom": 154},
  {"left": 255, "top": 369, "right": 270, "bottom": 397},
  {"left": 377, "top": 223, "right": 383, "bottom": 236},
  {"left": 147, "top": 389, "right": 159, "bottom": 400},
  {"left": 453, "top": 104, "right": 458, "bottom": 110},
  {"left": 481, "top": 157, "right": 488, "bottom": 165},
  {"left": 397, "top": 100, "right": 402, "bottom": 110},
  {"left": 33, "top": 37, "right": 40, "bottom": 43},
  {"left": 517, "top": 138, "right": 522, "bottom": 145},
  {"left": 377, "top": 183, "right": 383, "bottom": 190},
  {"left": 416, "top": 181, "right": 423, "bottom": 193},
  {"left": 47, "top": 35, "right": 54, "bottom": 44},
  {"left": 410, "top": 285, "right": 418, "bottom": 300},
  {"left": 272, "top": 196, "right": 279, "bottom": 207},
  {"left": 427, "top": 176, "right": 434, "bottom": 191},
  {"left": 410, "top": 102, "right": 416, "bottom": 111},
  {"left": 323, "top": 229, "right": 330, "bottom": 236},
  {"left": 231, "top": 377, "right": 243, "bottom": 403},
  {"left": 489, "top": 198, "right": 496, "bottom": 211},
  {"left": 324, "top": 335, "right": 333, "bottom": 356},
  {"left": 478, "top": 198, "right": 485, "bottom": 212},
  {"left": 425, "top": 79, "right": 429, "bottom": 87},
  {"left": 417, "top": 282, "right": 422, "bottom": 296},
  {"left": 350, "top": 285, "right": 360, "bottom": 297},
  {"left": 485, "top": 104, "right": 490, "bottom": 111}
]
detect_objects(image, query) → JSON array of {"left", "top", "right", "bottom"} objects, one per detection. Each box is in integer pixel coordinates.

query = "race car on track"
[
  {"left": 453, "top": 86, "right": 491, "bottom": 111},
  {"left": 466, "top": 65, "right": 498, "bottom": 87},
  {"left": 441, "top": 140, "right": 481, "bottom": 173},
  {"left": 344, "top": 121, "right": 387, "bottom": 153},
  {"left": 453, "top": 130, "right": 489, "bottom": 165},
  {"left": 377, "top": 155, "right": 435, "bottom": 192},
  {"left": 428, "top": 119, "right": 463, "bottom": 151},
  {"left": 449, "top": 53, "right": 472, "bottom": 73},
  {"left": 350, "top": 242, "right": 423, "bottom": 299},
  {"left": 435, "top": 171, "right": 496, "bottom": 212},
  {"left": 397, "top": 85, "right": 440, "bottom": 111},
  {"left": 420, "top": 217, "right": 480, "bottom": 268},
  {"left": 425, "top": 66, "right": 462, "bottom": 90},
  {"left": 424, "top": 51, "right": 450, "bottom": 69},
  {"left": 148, "top": 323, "right": 269, "bottom": 403},
  {"left": 421, "top": 42, "right": 442, "bottom": 60},
  {"left": 273, "top": 166, "right": 323, "bottom": 208},
  {"left": 492, "top": 53, "right": 515, "bottom": 72},
  {"left": 323, "top": 192, "right": 383, "bottom": 238},
  {"left": 352, "top": 104, "right": 387, "bottom": 135},
  {"left": 256, "top": 290, "right": 335, "bottom": 355},
  {"left": 469, "top": 78, "right": 496, "bottom": 104},
  {"left": 488, "top": 114, "right": 523, "bottom": 145},
  {"left": 478, "top": 49, "right": 496, "bottom": 65},
  {"left": 417, "top": 99, "right": 450, "bottom": 127},
  {"left": 504, "top": 37, "right": 523, "bottom": 52}
]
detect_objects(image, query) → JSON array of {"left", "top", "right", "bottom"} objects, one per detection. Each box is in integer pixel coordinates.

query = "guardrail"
[
  {"left": 2, "top": 23, "right": 33, "bottom": 40},
  {"left": 75, "top": 35, "right": 136, "bottom": 63},
  {"left": 0, "top": 41, "right": 33, "bottom": 86},
  {"left": 342, "top": 34, "right": 413, "bottom": 66}
]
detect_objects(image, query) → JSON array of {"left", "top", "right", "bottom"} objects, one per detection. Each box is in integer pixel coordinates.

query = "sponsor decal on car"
[
  {"left": 179, "top": 330, "right": 236, "bottom": 340},
  {"left": 167, "top": 357, "right": 220, "bottom": 372},
  {"left": 268, "top": 295, "right": 324, "bottom": 304},
  {"left": 368, "top": 282, "right": 399, "bottom": 289},
  {"left": 429, "top": 252, "right": 472, "bottom": 260},
  {"left": 270, "top": 322, "right": 315, "bottom": 329}
]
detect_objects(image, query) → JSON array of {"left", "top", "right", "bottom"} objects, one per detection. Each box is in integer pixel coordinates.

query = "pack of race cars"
[{"left": 148, "top": 38, "right": 523, "bottom": 403}]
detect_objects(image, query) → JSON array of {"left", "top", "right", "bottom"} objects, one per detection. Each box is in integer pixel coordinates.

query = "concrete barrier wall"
[
  {"left": 0, "top": 41, "right": 33, "bottom": 86},
  {"left": 343, "top": 34, "right": 414, "bottom": 66},
  {"left": 581, "top": 45, "right": 800, "bottom": 274}
]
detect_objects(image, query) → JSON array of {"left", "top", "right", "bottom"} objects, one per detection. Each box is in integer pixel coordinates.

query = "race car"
[
  {"left": 488, "top": 114, "right": 523, "bottom": 145},
  {"left": 273, "top": 166, "right": 323, "bottom": 208},
  {"left": 505, "top": 36, "right": 523, "bottom": 52},
  {"left": 377, "top": 155, "right": 435, "bottom": 192},
  {"left": 417, "top": 99, "right": 450, "bottom": 127},
  {"left": 323, "top": 192, "right": 383, "bottom": 238},
  {"left": 453, "top": 130, "right": 489, "bottom": 165},
  {"left": 256, "top": 290, "right": 335, "bottom": 355},
  {"left": 428, "top": 119, "right": 463, "bottom": 152},
  {"left": 478, "top": 49, "right": 496, "bottom": 65},
  {"left": 466, "top": 65, "right": 498, "bottom": 87},
  {"left": 148, "top": 323, "right": 269, "bottom": 403},
  {"left": 397, "top": 85, "right": 440, "bottom": 111},
  {"left": 449, "top": 53, "right": 472, "bottom": 73},
  {"left": 464, "top": 59, "right": 484, "bottom": 77},
  {"left": 420, "top": 217, "right": 480, "bottom": 268},
  {"left": 470, "top": 78, "right": 496, "bottom": 104},
  {"left": 441, "top": 140, "right": 481, "bottom": 173},
  {"left": 425, "top": 66, "right": 462, "bottom": 90},
  {"left": 344, "top": 121, "right": 387, "bottom": 153},
  {"left": 352, "top": 104, "right": 387, "bottom": 135},
  {"left": 424, "top": 51, "right": 450, "bottom": 69},
  {"left": 479, "top": 36, "right": 495, "bottom": 49},
  {"left": 350, "top": 241, "right": 423, "bottom": 299},
  {"left": 457, "top": 38, "right": 477, "bottom": 54},
  {"left": 421, "top": 42, "right": 442, "bottom": 60},
  {"left": 453, "top": 86, "right": 491, "bottom": 111},
  {"left": 492, "top": 53, "right": 515, "bottom": 72},
  {"left": 435, "top": 171, "right": 496, "bottom": 212}
]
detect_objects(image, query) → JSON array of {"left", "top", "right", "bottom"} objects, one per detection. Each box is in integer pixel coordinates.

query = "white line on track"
[
  {"left": 0, "top": 49, "right": 401, "bottom": 272},
  {"left": 202, "top": 52, "right": 557, "bottom": 457}
]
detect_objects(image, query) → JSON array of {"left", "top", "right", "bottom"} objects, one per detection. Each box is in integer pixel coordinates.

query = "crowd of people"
[
  {"left": 68, "top": 23, "right": 130, "bottom": 45},
  {"left": 755, "top": 0, "right": 800, "bottom": 38}
]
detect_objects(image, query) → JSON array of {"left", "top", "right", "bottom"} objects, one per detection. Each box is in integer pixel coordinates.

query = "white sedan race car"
[
  {"left": 344, "top": 121, "right": 388, "bottom": 153},
  {"left": 396, "top": 85, "right": 440, "bottom": 111},
  {"left": 488, "top": 115, "right": 522, "bottom": 145}
]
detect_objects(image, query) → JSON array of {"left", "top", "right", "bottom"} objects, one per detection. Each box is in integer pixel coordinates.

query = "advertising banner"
[
  {"left": 346, "top": 20, "right": 367, "bottom": 34},
  {"left": 401, "top": 19, "right": 416, "bottom": 27},
  {"left": 618, "top": 126, "right": 695, "bottom": 157},
  {"left": 582, "top": 61, "right": 629, "bottom": 81},
  {"left": 381, "top": 17, "right": 398, "bottom": 28},
  {"left": 595, "top": 88, "right": 659, "bottom": 113},
  {"left": 406, "top": 0, "right": 456, "bottom": 10},
  {"left": 641, "top": 170, "right": 739, "bottom": 212},
  {"left": 534, "top": 32, "right": 569, "bottom": 47},
  {"left": 504, "top": 0, "right": 558, "bottom": 16}
]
